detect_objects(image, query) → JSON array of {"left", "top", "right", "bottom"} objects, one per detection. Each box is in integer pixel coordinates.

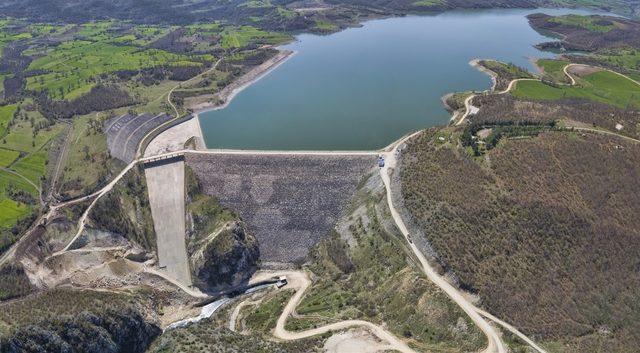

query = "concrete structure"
[
  {"left": 105, "top": 113, "right": 173, "bottom": 163},
  {"left": 144, "top": 156, "right": 192, "bottom": 287}
]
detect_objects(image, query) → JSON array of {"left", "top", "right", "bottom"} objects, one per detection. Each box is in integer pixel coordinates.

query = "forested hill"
[{"left": 0, "top": 0, "right": 636, "bottom": 29}]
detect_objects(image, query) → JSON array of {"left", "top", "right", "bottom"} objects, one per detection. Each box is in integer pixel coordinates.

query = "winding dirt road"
[
  {"left": 248, "top": 271, "right": 418, "bottom": 353},
  {"left": 562, "top": 64, "right": 577, "bottom": 86},
  {"left": 166, "top": 58, "right": 224, "bottom": 118},
  {"left": 35, "top": 142, "right": 548, "bottom": 353},
  {"left": 455, "top": 77, "right": 537, "bottom": 126},
  {"left": 379, "top": 133, "right": 507, "bottom": 353},
  {"left": 12, "top": 55, "right": 640, "bottom": 353},
  {"left": 457, "top": 62, "right": 640, "bottom": 127}
]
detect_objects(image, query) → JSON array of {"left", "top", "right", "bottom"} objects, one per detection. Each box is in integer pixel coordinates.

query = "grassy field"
[
  {"left": 0, "top": 170, "right": 36, "bottom": 195},
  {"left": 0, "top": 149, "right": 18, "bottom": 167},
  {"left": 0, "top": 102, "right": 63, "bottom": 251},
  {"left": 26, "top": 40, "right": 211, "bottom": 100},
  {"left": 314, "top": 20, "right": 338, "bottom": 32},
  {"left": 536, "top": 58, "right": 571, "bottom": 83},
  {"left": 0, "top": 198, "right": 28, "bottom": 229},
  {"left": 0, "top": 168, "right": 35, "bottom": 239},
  {"left": 550, "top": 14, "right": 615, "bottom": 32},
  {"left": 57, "top": 114, "right": 112, "bottom": 199},
  {"left": 512, "top": 69, "right": 640, "bottom": 108},
  {"left": 479, "top": 60, "right": 533, "bottom": 91},
  {"left": 10, "top": 149, "right": 47, "bottom": 185},
  {"left": 412, "top": 0, "right": 444, "bottom": 6},
  {"left": 0, "top": 105, "right": 16, "bottom": 137},
  {"left": 220, "top": 26, "right": 291, "bottom": 49},
  {"left": 1, "top": 117, "right": 61, "bottom": 153},
  {"left": 3, "top": 117, "right": 63, "bottom": 188},
  {"left": 589, "top": 48, "right": 640, "bottom": 73}
]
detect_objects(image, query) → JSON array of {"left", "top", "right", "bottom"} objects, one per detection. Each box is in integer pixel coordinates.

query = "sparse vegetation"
[
  {"left": 529, "top": 13, "right": 640, "bottom": 52},
  {"left": 88, "top": 165, "right": 156, "bottom": 251},
  {"left": 473, "top": 93, "right": 640, "bottom": 140},
  {"left": 245, "top": 289, "right": 295, "bottom": 333},
  {"left": 478, "top": 60, "right": 533, "bottom": 91},
  {"left": 0, "top": 288, "right": 161, "bottom": 352},
  {"left": 401, "top": 130, "right": 640, "bottom": 352},
  {"left": 0, "top": 263, "right": 32, "bottom": 301},
  {"left": 185, "top": 165, "right": 259, "bottom": 290},
  {"left": 287, "top": 174, "right": 486, "bottom": 353},
  {"left": 148, "top": 304, "right": 324, "bottom": 353}
]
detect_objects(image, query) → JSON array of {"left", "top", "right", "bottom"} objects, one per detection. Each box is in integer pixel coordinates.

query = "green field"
[
  {"left": 0, "top": 105, "right": 16, "bottom": 137},
  {"left": 0, "top": 103, "right": 62, "bottom": 238},
  {"left": 536, "top": 58, "right": 571, "bottom": 83},
  {"left": 0, "top": 170, "right": 37, "bottom": 196},
  {"left": 238, "top": 0, "right": 274, "bottom": 8},
  {"left": 0, "top": 169, "right": 36, "bottom": 231},
  {"left": 220, "top": 26, "right": 291, "bottom": 49},
  {"left": 314, "top": 20, "right": 338, "bottom": 32},
  {"left": 245, "top": 289, "right": 294, "bottom": 333},
  {"left": 0, "top": 198, "right": 29, "bottom": 229},
  {"left": 549, "top": 14, "right": 615, "bottom": 32},
  {"left": 412, "top": 0, "right": 444, "bottom": 7},
  {"left": 10, "top": 150, "right": 47, "bottom": 186},
  {"left": 26, "top": 40, "right": 212, "bottom": 99},
  {"left": 512, "top": 70, "right": 640, "bottom": 108},
  {"left": 0, "top": 149, "right": 19, "bottom": 167},
  {"left": 590, "top": 48, "right": 640, "bottom": 73},
  {"left": 1, "top": 118, "right": 61, "bottom": 153},
  {"left": 58, "top": 114, "right": 111, "bottom": 198}
]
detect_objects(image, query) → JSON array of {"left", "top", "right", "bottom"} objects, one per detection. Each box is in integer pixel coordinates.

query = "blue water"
[{"left": 200, "top": 8, "right": 609, "bottom": 150}]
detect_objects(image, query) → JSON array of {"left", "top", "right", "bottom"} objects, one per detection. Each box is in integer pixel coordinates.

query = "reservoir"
[{"left": 199, "top": 8, "right": 608, "bottom": 150}]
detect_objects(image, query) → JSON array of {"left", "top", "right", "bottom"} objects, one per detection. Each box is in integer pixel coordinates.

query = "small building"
[{"left": 378, "top": 156, "right": 385, "bottom": 167}]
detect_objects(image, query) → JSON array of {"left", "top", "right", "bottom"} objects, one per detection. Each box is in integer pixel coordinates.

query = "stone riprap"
[{"left": 186, "top": 153, "right": 376, "bottom": 266}]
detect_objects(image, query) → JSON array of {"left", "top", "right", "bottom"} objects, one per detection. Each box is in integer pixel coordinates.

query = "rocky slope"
[
  {"left": 0, "top": 289, "right": 161, "bottom": 353},
  {"left": 186, "top": 166, "right": 259, "bottom": 291}
]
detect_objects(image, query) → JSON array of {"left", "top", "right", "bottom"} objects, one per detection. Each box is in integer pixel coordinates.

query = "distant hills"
[{"left": 0, "top": 0, "right": 636, "bottom": 29}]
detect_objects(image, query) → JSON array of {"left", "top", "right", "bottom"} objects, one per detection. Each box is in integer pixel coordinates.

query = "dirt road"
[
  {"left": 563, "top": 64, "right": 577, "bottom": 86},
  {"left": 455, "top": 77, "right": 537, "bottom": 126},
  {"left": 379, "top": 133, "right": 504, "bottom": 353},
  {"left": 248, "top": 270, "right": 417, "bottom": 353},
  {"left": 166, "top": 58, "right": 223, "bottom": 118},
  {"left": 380, "top": 132, "right": 552, "bottom": 353},
  {"left": 456, "top": 62, "right": 640, "bottom": 127}
]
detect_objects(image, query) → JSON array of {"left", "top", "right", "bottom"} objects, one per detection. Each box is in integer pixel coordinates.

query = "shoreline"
[
  {"left": 191, "top": 49, "right": 297, "bottom": 116},
  {"left": 444, "top": 58, "right": 496, "bottom": 124},
  {"left": 440, "top": 92, "right": 455, "bottom": 112},
  {"left": 469, "top": 58, "right": 498, "bottom": 91}
]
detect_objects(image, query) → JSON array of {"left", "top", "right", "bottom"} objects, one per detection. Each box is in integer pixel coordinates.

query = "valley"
[{"left": 1, "top": 2, "right": 640, "bottom": 353}]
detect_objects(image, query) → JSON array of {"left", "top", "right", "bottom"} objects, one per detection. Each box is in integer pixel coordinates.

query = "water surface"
[{"left": 200, "top": 8, "right": 608, "bottom": 150}]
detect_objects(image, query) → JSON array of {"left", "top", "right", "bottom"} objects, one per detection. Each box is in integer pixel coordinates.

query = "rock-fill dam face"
[{"left": 186, "top": 153, "right": 376, "bottom": 267}]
